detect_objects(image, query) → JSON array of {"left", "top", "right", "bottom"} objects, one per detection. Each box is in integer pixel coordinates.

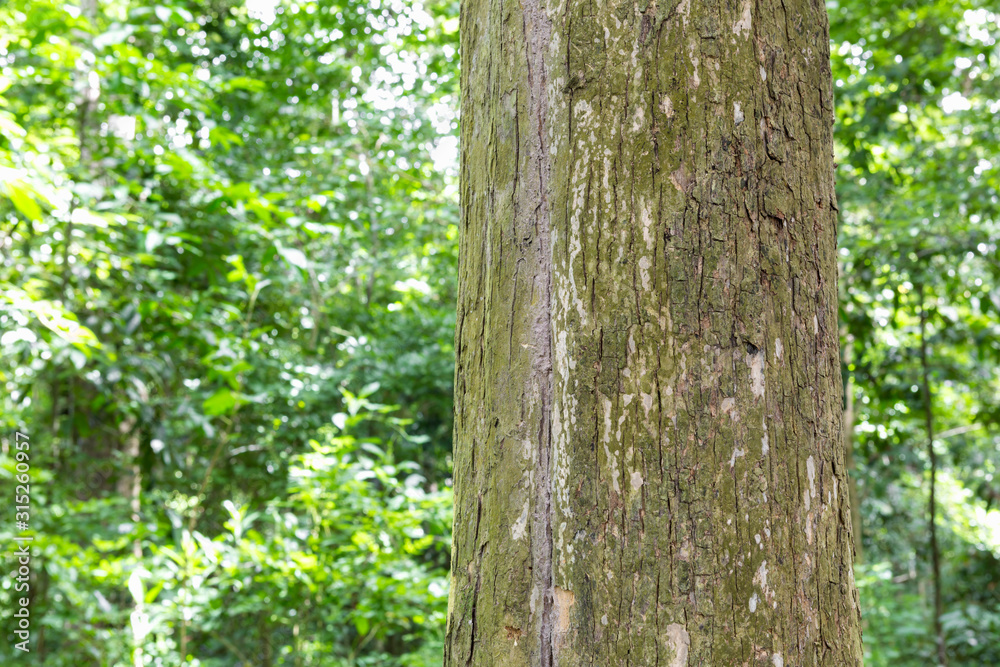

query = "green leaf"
[
  {"left": 3, "top": 179, "right": 42, "bottom": 221},
  {"left": 203, "top": 388, "right": 236, "bottom": 416},
  {"left": 71, "top": 208, "right": 111, "bottom": 228},
  {"left": 277, "top": 245, "right": 308, "bottom": 270},
  {"left": 222, "top": 76, "right": 266, "bottom": 93},
  {"left": 127, "top": 570, "right": 145, "bottom": 604},
  {"left": 145, "top": 229, "right": 164, "bottom": 252},
  {"left": 0, "top": 111, "right": 26, "bottom": 139}
]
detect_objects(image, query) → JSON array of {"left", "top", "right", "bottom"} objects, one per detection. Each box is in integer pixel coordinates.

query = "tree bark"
[{"left": 446, "top": 0, "right": 864, "bottom": 663}]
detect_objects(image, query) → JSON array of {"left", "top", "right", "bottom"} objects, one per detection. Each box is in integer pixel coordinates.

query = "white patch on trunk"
[
  {"left": 749, "top": 592, "right": 759, "bottom": 612},
  {"left": 522, "top": 438, "right": 533, "bottom": 460},
  {"left": 603, "top": 399, "right": 621, "bottom": 493},
  {"left": 754, "top": 560, "right": 771, "bottom": 602},
  {"left": 632, "top": 104, "right": 646, "bottom": 132},
  {"left": 606, "top": 445, "right": 621, "bottom": 494},
  {"left": 555, "top": 330, "right": 572, "bottom": 371},
  {"left": 640, "top": 201, "right": 655, "bottom": 248},
  {"left": 813, "top": 314, "right": 819, "bottom": 333},
  {"left": 660, "top": 94, "right": 674, "bottom": 118},
  {"left": 745, "top": 349, "right": 766, "bottom": 397},
  {"left": 550, "top": 368, "right": 574, "bottom": 531},
  {"left": 557, "top": 521, "right": 573, "bottom": 566},
  {"left": 664, "top": 624, "right": 690, "bottom": 667},
  {"left": 760, "top": 66, "right": 767, "bottom": 81},
  {"left": 807, "top": 455, "right": 817, "bottom": 500},
  {"left": 676, "top": 0, "right": 691, "bottom": 26},
  {"left": 511, "top": 499, "right": 530, "bottom": 540},
  {"left": 554, "top": 587, "right": 575, "bottom": 635},
  {"left": 761, "top": 417, "right": 769, "bottom": 455},
  {"left": 729, "top": 447, "right": 746, "bottom": 468},
  {"left": 733, "top": 0, "right": 752, "bottom": 38},
  {"left": 733, "top": 102, "right": 744, "bottom": 125},
  {"left": 631, "top": 471, "right": 643, "bottom": 491},
  {"left": 774, "top": 337, "right": 783, "bottom": 360},
  {"left": 638, "top": 256, "right": 652, "bottom": 290},
  {"left": 602, "top": 399, "right": 613, "bottom": 443},
  {"left": 773, "top": 655, "right": 784, "bottom": 667}
]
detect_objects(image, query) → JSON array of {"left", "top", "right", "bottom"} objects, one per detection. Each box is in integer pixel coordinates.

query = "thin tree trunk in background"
[
  {"left": 446, "top": 0, "right": 864, "bottom": 663},
  {"left": 259, "top": 611, "right": 272, "bottom": 667},
  {"left": 918, "top": 284, "right": 948, "bottom": 666},
  {"left": 116, "top": 417, "right": 143, "bottom": 560}
]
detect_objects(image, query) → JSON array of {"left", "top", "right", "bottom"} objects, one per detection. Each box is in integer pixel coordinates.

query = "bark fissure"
[{"left": 520, "top": 0, "right": 557, "bottom": 662}]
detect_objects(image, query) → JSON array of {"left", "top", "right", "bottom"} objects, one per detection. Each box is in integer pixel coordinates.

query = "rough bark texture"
[{"left": 445, "top": 0, "right": 864, "bottom": 663}]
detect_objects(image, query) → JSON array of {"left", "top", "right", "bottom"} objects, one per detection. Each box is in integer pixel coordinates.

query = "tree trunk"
[
  {"left": 446, "top": 0, "right": 864, "bottom": 663},
  {"left": 918, "top": 285, "right": 947, "bottom": 666}
]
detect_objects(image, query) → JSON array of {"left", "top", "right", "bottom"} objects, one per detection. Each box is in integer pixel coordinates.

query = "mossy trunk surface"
[{"left": 445, "top": 0, "right": 864, "bottom": 663}]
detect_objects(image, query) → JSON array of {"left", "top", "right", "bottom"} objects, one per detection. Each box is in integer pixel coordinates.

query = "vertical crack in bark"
[
  {"left": 467, "top": 495, "right": 484, "bottom": 666},
  {"left": 519, "top": 0, "right": 555, "bottom": 664}
]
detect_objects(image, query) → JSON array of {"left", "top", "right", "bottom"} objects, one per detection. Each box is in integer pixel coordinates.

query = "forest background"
[{"left": 0, "top": 0, "right": 999, "bottom": 665}]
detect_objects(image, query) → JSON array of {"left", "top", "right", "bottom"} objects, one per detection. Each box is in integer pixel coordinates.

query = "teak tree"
[{"left": 446, "top": 0, "right": 864, "bottom": 663}]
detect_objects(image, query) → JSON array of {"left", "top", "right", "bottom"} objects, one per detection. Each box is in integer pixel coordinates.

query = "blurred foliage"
[
  {"left": 831, "top": 0, "right": 1000, "bottom": 663},
  {"left": 0, "top": 0, "right": 998, "bottom": 664},
  {"left": 0, "top": 0, "right": 458, "bottom": 663}
]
